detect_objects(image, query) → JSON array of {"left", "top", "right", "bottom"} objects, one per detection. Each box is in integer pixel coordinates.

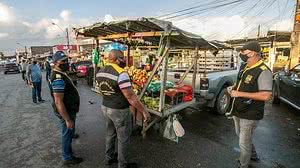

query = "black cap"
[
  {"left": 53, "top": 51, "right": 67, "bottom": 62},
  {"left": 241, "top": 41, "right": 261, "bottom": 53}
]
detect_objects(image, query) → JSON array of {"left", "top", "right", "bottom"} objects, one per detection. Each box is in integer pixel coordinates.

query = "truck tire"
[
  {"left": 271, "top": 83, "right": 280, "bottom": 104},
  {"left": 215, "top": 88, "right": 231, "bottom": 115}
]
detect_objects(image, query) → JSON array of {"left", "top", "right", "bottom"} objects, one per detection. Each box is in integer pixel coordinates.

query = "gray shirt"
[{"left": 258, "top": 70, "right": 273, "bottom": 91}]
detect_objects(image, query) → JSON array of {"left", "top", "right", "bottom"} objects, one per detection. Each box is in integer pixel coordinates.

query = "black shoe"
[
  {"left": 250, "top": 155, "right": 260, "bottom": 162},
  {"left": 33, "top": 101, "right": 38, "bottom": 104},
  {"left": 38, "top": 99, "right": 45, "bottom": 103},
  {"left": 72, "top": 133, "right": 79, "bottom": 139},
  {"left": 63, "top": 156, "right": 83, "bottom": 165},
  {"left": 124, "top": 162, "right": 138, "bottom": 168},
  {"left": 105, "top": 153, "right": 118, "bottom": 165}
]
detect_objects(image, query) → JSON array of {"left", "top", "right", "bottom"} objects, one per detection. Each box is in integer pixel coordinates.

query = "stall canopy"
[{"left": 75, "top": 17, "right": 216, "bottom": 49}]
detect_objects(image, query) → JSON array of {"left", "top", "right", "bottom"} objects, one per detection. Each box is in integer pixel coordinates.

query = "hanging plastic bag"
[
  {"left": 173, "top": 115, "right": 185, "bottom": 137},
  {"left": 163, "top": 115, "right": 178, "bottom": 142}
]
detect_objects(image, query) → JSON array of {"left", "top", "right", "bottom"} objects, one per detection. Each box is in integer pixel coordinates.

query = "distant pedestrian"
[
  {"left": 45, "top": 58, "right": 51, "bottom": 81},
  {"left": 27, "top": 59, "right": 45, "bottom": 103},
  {"left": 49, "top": 51, "right": 83, "bottom": 166},
  {"left": 226, "top": 41, "right": 272, "bottom": 168},
  {"left": 20, "top": 60, "right": 28, "bottom": 82}
]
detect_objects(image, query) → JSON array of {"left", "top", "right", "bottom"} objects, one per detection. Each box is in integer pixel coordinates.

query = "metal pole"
[
  {"left": 159, "top": 35, "right": 170, "bottom": 114},
  {"left": 192, "top": 46, "right": 199, "bottom": 98},
  {"left": 66, "top": 28, "right": 70, "bottom": 54},
  {"left": 25, "top": 46, "right": 28, "bottom": 58}
]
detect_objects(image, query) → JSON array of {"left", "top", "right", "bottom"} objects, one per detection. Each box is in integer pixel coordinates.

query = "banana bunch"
[{"left": 143, "top": 96, "right": 160, "bottom": 111}]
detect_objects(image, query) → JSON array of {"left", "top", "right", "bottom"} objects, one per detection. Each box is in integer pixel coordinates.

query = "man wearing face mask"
[
  {"left": 49, "top": 51, "right": 83, "bottom": 165},
  {"left": 226, "top": 41, "right": 273, "bottom": 168},
  {"left": 27, "top": 59, "right": 45, "bottom": 103},
  {"left": 96, "top": 49, "right": 150, "bottom": 168}
]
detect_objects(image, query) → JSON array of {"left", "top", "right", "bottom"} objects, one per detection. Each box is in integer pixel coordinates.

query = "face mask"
[
  {"left": 59, "top": 62, "right": 69, "bottom": 72},
  {"left": 239, "top": 53, "right": 249, "bottom": 62},
  {"left": 119, "top": 61, "right": 126, "bottom": 68}
]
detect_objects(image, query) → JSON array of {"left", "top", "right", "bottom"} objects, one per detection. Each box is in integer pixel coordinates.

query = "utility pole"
[
  {"left": 257, "top": 24, "right": 261, "bottom": 38},
  {"left": 290, "top": 0, "right": 300, "bottom": 69},
  {"left": 66, "top": 28, "right": 70, "bottom": 54}
]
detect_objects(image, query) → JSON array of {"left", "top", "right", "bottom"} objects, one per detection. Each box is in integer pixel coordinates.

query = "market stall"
[{"left": 75, "top": 17, "right": 217, "bottom": 137}]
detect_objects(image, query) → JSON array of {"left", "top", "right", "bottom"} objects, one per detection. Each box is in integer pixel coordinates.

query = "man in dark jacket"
[
  {"left": 96, "top": 49, "right": 150, "bottom": 168},
  {"left": 50, "top": 51, "right": 83, "bottom": 165},
  {"left": 227, "top": 41, "right": 272, "bottom": 168}
]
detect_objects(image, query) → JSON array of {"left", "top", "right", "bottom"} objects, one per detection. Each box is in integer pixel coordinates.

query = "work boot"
[
  {"left": 63, "top": 156, "right": 83, "bottom": 165},
  {"left": 123, "top": 162, "right": 138, "bottom": 168},
  {"left": 105, "top": 153, "right": 118, "bottom": 165}
]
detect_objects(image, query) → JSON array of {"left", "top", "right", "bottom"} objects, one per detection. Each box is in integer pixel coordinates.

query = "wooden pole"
[
  {"left": 159, "top": 36, "right": 170, "bottom": 114},
  {"left": 290, "top": 0, "right": 300, "bottom": 68},
  {"left": 192, "top": 46, "right": 199, "bottom": 99}
]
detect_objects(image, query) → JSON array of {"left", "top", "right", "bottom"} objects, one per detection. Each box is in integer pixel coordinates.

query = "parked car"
[
  {"left": 73, "top": 61, "right": 92, "bottom": 78},
  {"left": 4, "top": 62, "right": 20, "bottom": 74},
  {"left": 272, "top": 64, "right": 300, "bottom": 110}
]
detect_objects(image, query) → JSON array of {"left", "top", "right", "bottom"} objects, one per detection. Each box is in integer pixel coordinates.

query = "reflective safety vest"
[
  {"left": 95, "top": 63, "right": 130, "bottom": 109},
  {"left": 231, "top": 60, "right": 271, "bottom": 120}
]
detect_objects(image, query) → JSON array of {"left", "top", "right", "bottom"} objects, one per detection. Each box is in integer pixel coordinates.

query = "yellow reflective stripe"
[{"left": 106, "top": 63, "right": 124, "bottom": 74}]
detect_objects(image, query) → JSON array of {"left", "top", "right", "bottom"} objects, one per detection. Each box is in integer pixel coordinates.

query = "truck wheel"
[
  {"left": 271, "top": 83, "right": 280, "bottom": 104},
  {"left": 215, "top": 88, "right": 230, "bottom": 115}
]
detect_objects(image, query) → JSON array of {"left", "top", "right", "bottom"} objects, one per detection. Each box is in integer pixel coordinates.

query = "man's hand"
[
  {"left": 142, "top": 110, "right": 151, "bottom": 123},
  {"left": 66, "top": 119, "right": 74, "bottom": 129},
  {"left": 230, "top": 90, "right": 240, "bottom": 98}
]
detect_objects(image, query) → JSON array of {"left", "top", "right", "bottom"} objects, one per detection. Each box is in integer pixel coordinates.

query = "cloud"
[
  {"left": 60, "top": 10, "right": 71, "bottom": 22},
  {"left": 104, "top": 14, "right": 115, "bottom": 22},
  {"left": 0, "top": 3, "right": 15, "bottom": 23},
  {"left": 270, "top": 19, "right": 293, "bottom": 31},
  {"left": 0, "top": 33, "right": 9, "bottom": 39}
]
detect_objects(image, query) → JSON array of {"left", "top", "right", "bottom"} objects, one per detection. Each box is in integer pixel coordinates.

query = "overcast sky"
[{"left": 0, "top": 0, "right": 296, "bottom": 54}]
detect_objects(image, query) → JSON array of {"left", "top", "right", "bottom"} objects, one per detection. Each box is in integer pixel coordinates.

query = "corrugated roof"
[{"left": 75, "top": 17, "right": 216, "bottom": 49}]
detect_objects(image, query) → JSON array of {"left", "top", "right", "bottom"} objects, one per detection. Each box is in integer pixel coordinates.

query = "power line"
[
  {"left": 229, "top": 0, "right": 277, "bottom": 39},
  {"left": 156, "top": 0, "right": 229, "bottom": 19},
  {"left": 162, "top": 0, "right": 247, "bottom": 20},
  {"left": 176, "top": 0, "right": 249, "bottom": 21}
]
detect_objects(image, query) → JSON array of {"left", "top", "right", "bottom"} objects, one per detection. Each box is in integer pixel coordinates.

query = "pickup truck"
[{"left": 168, "top": 69, "right": 238, "bottom": 115}]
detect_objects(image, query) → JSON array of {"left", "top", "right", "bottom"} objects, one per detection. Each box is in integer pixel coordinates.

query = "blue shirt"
[{"left": 28, "top": 64, "right": 42, "bottom": 82}]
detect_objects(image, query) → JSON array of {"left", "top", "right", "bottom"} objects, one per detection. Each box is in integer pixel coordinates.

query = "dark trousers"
[
  {"left": 46, "top": 69, "right": 51, "bottom": 81},
  {"left": 21, "top": 70, "right": 26, "bottom": 81},
  {"left": 32, "top": 81, "right": 42, "bottom": 102},
  {"left": 101, "top": 105, "right": 132, "bottom": 168},
  {"left": 60, "top": 113, "right": 76, "bottom": 161}
]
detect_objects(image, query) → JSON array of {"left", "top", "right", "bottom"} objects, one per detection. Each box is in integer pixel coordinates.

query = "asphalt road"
[{"left": 0, "top": 72, "right": 299, "bottom": 168}]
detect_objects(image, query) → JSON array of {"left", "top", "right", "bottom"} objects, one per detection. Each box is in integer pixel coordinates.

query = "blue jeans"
[
  {"left": 32, "top": 81, "right": 42, "bottom": 102},
  {"left": 60, "top": 113, "right": 76, "bottom": 161},
  {"left": 101, "top": 105, "right": 132, "bottom": 168}
]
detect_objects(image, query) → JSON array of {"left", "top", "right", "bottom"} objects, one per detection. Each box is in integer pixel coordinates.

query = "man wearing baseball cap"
[
  {"left": 96, "top": 49, "right": 150, "bottom": 168},
  {"left": 49, "top": 51, "right": 83, "bottom": 165},
  {"left": 227, "top": 41, "right": 273, "bottom": 168}
]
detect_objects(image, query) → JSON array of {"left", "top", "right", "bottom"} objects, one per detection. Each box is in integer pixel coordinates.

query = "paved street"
[{"left": 0, "top": 72, "right": 300, "bottom": 168}]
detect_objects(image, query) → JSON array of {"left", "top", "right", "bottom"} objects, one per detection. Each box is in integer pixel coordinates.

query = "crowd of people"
[{"left": 19, "top": 41, "right": 272, "bottom": 168}]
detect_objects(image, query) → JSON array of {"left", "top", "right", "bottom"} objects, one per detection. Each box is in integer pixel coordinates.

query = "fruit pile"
[{"left": 126, "top": 66, "right": 159, "bottom": 94}]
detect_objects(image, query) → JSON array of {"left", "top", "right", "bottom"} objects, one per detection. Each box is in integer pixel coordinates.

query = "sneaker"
[
  {"left": 105, "top": 153, "right": 118, "bottom": 165},
  {"left": 33, "top": 101, "right": 38, "bottom": 104},
  {"left": 38, "top": 99, "right": 45, "bottom": 103},
  {"left": 63, "top": 156, "right": 83, "bottom": 165},
  {"left": 72, "top": 133, "right": 79, "bottom": 139},
  {"left": 124, "top": 162, "right": 138, "bottom": 168}
]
